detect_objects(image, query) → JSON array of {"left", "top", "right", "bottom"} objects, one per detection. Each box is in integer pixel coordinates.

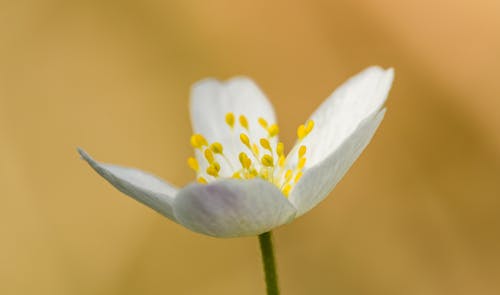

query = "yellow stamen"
[
  {"left": 187, "top": 157, "right": 199, "bottom": 172},
  {"left": 294, "top": 171, "right": 303, "bottom": 183},
  {"left": 252, "top": 143, "right": 260, "bottom": 156},
  {"left": 260, "top": 138, "right": 271, "bottom": 151},
  {"left": 277, "top": 142, "right": 284, "bottom": 157},
  {"left": 258, "top": 117, "right": 268, "bottom": 128},
  {"left": 213, "top": 162, "right": 221, "bottom": 172},
  {"left": 284, "top": 169, "right": 293, "bottom": 182},
  {"left": 268, "top": 124, "right": 279, "bottom": 137},
  {"left": 260, "top": 168, "right": 270, "bottom": 179},
  {"left": 190, "top": 134, "right": 208, "bottom": 149},
  {"left": 239, "top": 152, "right": 252, "bottom": 169},
  {"left": 298, "top": 145, "right": 307, "bottom": 158},
  {"left": 278, "top": 155, "right": 286, "bottom": 167},
  {"left": 298, "top": 157, "right": 306, "bottom": 169},
  {"left": 210, "top": 142, "right": 223, "bottom": 154},
  {"left": 239, "top": 115, "right": 249, "bottom": 129},
  {"left": 206, "top": 164, "right": 219, "bottom": 177},
  {"left": 282, "top": 184, "right": 292, "bottom": 197},
  {"left": 306, "top": 120, "right": 315, "bottom": 133},
  {"left": 225, "top": 113, "right": 235, "bottom": 128},
  {"left": 240, "top": 133, "right": 250, "bottom": 148},
  {"left": 197, "top": 177, "right": 208, "bottom": 184},
  {"left": 204, "top": 149, "right": 214, "bottom": 163},
  {"left": 249, "top": 168, "right": 258, "bottom": 177},
  {"left": 297, "top": 124, "right": 307, "bottom": 140},
  {"left": 232, "top": 172, "right": 241, "bottom": 179},
  {"left": 297, "top": 120, "right": 315, "bottom": 140},
  {"left": 261, "top": 154, "right": 274, "bottom": 167}
]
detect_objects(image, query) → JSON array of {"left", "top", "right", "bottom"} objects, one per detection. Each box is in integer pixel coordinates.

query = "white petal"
[
  {"left": 190, "top": 77, "right": 277, "bottom": 175},
  {"left": 289, "top": 110, "right": 386, "bottom": 217},
  {"left": 78, "top": 148, "right": 179, "bottom": 221},
  {"left": 173, "top": 179, "right": 296, "bottom": 238},
  {"left": 288, "top": 66, "right": 393, "bottom": 169}
]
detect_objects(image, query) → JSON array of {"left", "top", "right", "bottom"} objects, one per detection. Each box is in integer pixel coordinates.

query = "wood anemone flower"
[{"left": 78, "top": 66, "right": 394, "bottom": 238}]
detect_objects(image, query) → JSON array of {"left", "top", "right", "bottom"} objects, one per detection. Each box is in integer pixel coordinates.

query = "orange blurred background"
[{"left": 1, "top": 0, "right": 499, "bottom": 294}]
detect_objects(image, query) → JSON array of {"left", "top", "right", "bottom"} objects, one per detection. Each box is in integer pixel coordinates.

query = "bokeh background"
[{"left": 1, "top": 0, "right": 499, "bottom": 294}]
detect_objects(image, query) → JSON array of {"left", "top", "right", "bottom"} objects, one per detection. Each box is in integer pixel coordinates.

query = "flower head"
[{"left": 78, "top": 66, "right": 394, "bottom": 238}]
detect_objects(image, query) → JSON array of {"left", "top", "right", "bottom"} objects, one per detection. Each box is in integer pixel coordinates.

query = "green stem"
[{"left": 258, "top": 231, "right": 280, "bottom": 295}]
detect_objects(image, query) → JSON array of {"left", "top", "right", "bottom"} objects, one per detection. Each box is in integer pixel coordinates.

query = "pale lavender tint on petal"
[{"left": 173, "top": 179, "right": 296, "bottom": 238}]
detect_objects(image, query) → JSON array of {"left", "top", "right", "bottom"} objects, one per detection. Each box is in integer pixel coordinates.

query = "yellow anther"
[
  {"left": 277, "top": 142, "right": 284, "bottom": 157},
  {"left": 197, "top": 177, "right": 208, "bottom": 184},
  {"left": 268, "top": 124, "right": 279, "bottom": 137},
  {"left": 282, "top": 184, "right": 292, "bottom": 197},
  {"left": 225, "top": 113, "right": 235, "bottom": 128},
  {"left": 243, "top": 157, "right": 252, "bottom": 169},
  {"left": 285, "top": 170, "right": 293, "bottom": 182},
  {"left": 190, "top": 134, "right": 208, "bottom": 148},
  {"left": 306, "top": 120, "right": 315, "bottom": 133},
  {"left": 260, "top": 138, "right": 271, "bottom": 151},
  {"left": 297, "top": 120, "right": 314, "bottom": 140},
  {"left": 298, "top": 145, "right": 307, "bottom": 158},
  {"left": 260, "top": 168, "right": 270, "bottom": 179},
  {"left": 213, "top": 162, "right": 221, "bottom": 172},
  {"left": 204, "top": 149, "right": 214, "bottom": 163},
  {"left": 297, "top": 124, "right": 307, "bottom": 140},
  {"left": 239, "top": 152, "right": 252, "bottom": 169},
  {"left": 245, "top": 169, "right": 257, "bottom": 178},
  {"left": 239, "top": 115, "right": 249, "bottom": 129},
  {"left": 187, "top": 157, "right": 199, "bottom": 172},
  {"left": 261, "top": 154, "right": 274, "bottom": 167},
  {"left": 258, "top": 117, "right": 268, "bottom": 128},
  {"left": 210, "top": 142, "right": 224, "bottom": 154},
  {"left": 298, "top": 157, "right": 306, "bottom": 169},
  {"left": 240, "top": 133, "right": 250, "bottom": 148},
  {"left": 232, "top": 172, "right": 241, "bottom": 179},
  {"left": 252, "top": 143, "right": 260, "bottom": 156},
  {"left": 260, "top": 138, "right": 270, "bottom": 150},
  {"left": 278, "top": 155, "right": 286, "bottom": 167},
  {"left": 294, "top": 171, "right": 303, "bottom": 183},
  {"left": 206, "top": 165, "right": 219, "bottom": 177}
]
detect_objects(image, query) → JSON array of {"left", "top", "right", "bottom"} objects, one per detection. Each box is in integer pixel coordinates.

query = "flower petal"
[
  {"left": 173, "top": 179, "right": 296, "bottom": 238},
  {"left": 190, "top": 77, "right": 277, "bottom": 175},
  {"left": 288, "top": 66, "right": 393, "bottom": 168},
  {"left": 78, "top": 148, "right": 179, "bottom": 221},
  {"left": 289, "top": 110, "right": 386, "bottom": 217}
]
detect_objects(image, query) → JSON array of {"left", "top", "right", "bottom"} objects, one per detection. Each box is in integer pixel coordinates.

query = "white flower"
[{"left": 78, "top": 66, "right": 394, "bottom": 238}]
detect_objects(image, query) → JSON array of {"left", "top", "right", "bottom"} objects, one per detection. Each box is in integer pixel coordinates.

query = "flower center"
[{"left": 187, "top": 113, "right": 314, "bottom": 197}]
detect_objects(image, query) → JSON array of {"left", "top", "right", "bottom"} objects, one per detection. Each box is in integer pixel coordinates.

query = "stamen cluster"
[{"left": 187, "top": 113, "right": 314, "bottom": 197}]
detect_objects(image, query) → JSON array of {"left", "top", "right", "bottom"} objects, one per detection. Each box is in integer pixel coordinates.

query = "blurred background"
[{"left": 1, "top": 0, "right": 499, "bottom": 294}]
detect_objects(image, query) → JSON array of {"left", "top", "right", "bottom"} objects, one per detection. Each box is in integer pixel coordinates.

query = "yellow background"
[{"left": 1, "top": 0, "right": 499, "bottom": 294}]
